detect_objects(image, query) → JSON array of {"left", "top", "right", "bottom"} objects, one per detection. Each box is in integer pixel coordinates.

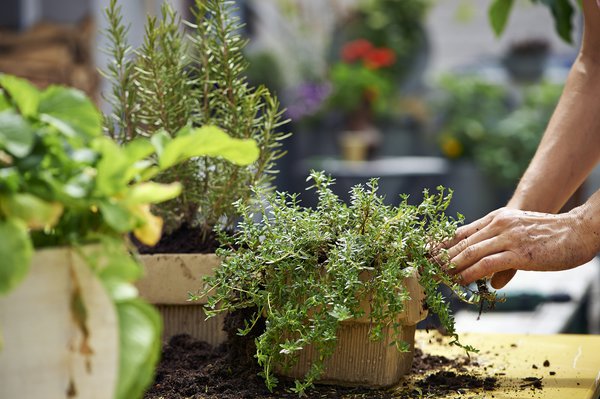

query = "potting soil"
[{"left": 143, "top": 335, "right": 502, "bottom": 399}]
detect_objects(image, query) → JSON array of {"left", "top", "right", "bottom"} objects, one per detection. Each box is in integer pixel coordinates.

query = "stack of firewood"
[{"left": 0, "top": 16, "right": 98, "bottom": 98}]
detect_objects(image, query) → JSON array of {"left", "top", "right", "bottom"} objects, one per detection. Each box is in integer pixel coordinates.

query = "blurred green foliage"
[{"left": 437, "top": 76, "right": 563, "bottom": 186}]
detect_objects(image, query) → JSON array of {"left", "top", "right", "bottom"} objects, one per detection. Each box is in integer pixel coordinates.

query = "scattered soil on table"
[
  {"left": 144, "top": 334, "right": 502, "bottom": 399},
  {"left": 134, "top": 224, "right": 222, "bottom": 254}
]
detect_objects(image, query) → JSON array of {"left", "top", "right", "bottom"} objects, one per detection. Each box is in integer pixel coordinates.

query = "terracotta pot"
[
  {"left": 0, "top": 247, "right": 119, "bottom": 399},
  {"left": 282, "top": 275, "right": 427, "bottom": 387},
  {"left": 136, "top": 254, "right": 226, "bottom": 345}
]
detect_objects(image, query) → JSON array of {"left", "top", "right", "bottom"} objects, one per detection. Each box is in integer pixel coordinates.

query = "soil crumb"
[
  {"left": 521, "top": 376, "right": 543, "bottom": 389},
  {"left": 417, "top": 370, "right": 497, "bottom": 391}
]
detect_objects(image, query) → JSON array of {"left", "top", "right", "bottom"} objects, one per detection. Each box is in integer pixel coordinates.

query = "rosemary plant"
[
  {"left": 203, "top": 171, "right": 489, "bottom": 394},
  {"left": 102, "top": 0, "right": 288, "bottom": 239}
]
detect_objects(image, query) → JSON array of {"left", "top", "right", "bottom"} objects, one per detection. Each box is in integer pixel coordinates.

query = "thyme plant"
[
  {"left": 203, "top": 172, "right": 487, "bottom": 394},
  {"left": 103, "top": 0, "right": 288, "bottom": 239}
]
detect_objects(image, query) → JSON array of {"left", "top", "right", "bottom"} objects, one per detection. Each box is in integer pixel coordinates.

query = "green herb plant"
[
  {"left": 203, "top": 171, "right": 492, "bottom": 395},
  {"left": 0, "top": 74, "right": 258, "bottom": 399},
  {"left": 103, "top": 0, "right": 288, "bottom": 240}
]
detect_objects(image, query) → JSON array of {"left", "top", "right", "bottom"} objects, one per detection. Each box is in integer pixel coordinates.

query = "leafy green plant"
[
  {"left": 436, "top": 75, "right": 510, "bottom": 159},
  {"left": 103, "top": 0, "right": 288, "bottom": 240},
  {"left": 345, "top": 0, "right": 431, "bottom": 83},
  {"left": 327, "top": 39, "right": 396, "bottom": 116},
  {"left": 489, "top": 0, "right": 579, "bottom": 43},
  {"left": 476, "top": 81, "right": 563, "bottom": 185},
  {"left": 0, "top": 74, "right": 257, "bottom": 399},
  {"left": 203, "top": 171, "right": 488, "bottom": 394}
]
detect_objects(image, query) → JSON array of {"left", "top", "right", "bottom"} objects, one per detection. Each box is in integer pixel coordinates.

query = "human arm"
[
  {"left": 507, "top": 0, "right": 600, "bottom": 213},
  {"left": 444, "top": 0, "right": 600, "bottom": 288}
]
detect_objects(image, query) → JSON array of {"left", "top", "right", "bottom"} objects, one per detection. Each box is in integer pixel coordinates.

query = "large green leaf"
[
  {"left": 541, "top": 0, "right": 575, "bottom": 43},
  {"left": 0, "top": 218, "right": 33, "bottom": 294},
  {"left": 99, "top": 201, "right": 137, "bottom": 233},
  {"left": 38, "top": 86, "right": 102, "bottom": 139},
  {"left": 0, "top": 110, "right": 35, "bottom": 157},
  {"left": 94, "top": 137, "right": 131, "bottom": 196},
  {"left": 123, "top": 138, "right": 155, "bottom": 163},
  {"left": 0, "top": 74, "right": 39, "bottom": 118},
  {"left": 489, "top": 0, "right": 515, "bottom": 36},
  {"left": 159, "top": 125, "right": 259, "bottom": 169},
  {"left": 114, "top": 299, "right": 162, "bottom": 399},
  {"left": 125, "top": 182, "right": 182, "bottom": 205},
  {"left": 0, "top": 193, "right": 63, "bottom": 229}
]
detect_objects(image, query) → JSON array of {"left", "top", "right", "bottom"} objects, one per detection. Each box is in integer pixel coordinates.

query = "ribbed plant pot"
[
  {"left": 0, "top": 247, "right": 119, "bottom": 399},
  {"left": 282, "top": 275, "right": 427, "bottom": 387},
  {"left": 136, "top": 254, "right": 226, "bottom": 346}
]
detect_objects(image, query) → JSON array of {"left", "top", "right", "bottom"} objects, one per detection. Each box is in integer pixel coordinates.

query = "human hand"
[{"left": 441, "top": 207, "right": 599, "bottom": 289}]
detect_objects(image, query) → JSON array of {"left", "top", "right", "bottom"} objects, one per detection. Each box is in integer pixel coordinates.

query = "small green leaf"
[
  {"left": 0, "top": 193, "right": 63, "bottom": 229},
  {"left": 38, "top": 86, "right": 101, "bottom": 139},
  {"left": 125, "top": 182, "right": 182, "bottom": 205},
  {"left": 94, "top": 137, "right": 131, "bottom": 195},
  {"left": 0, "top": 218, "right": 33, "bottom": 294},
  {"left": 159, "top": 125, "right": 259, "bottom": 169},
  {"left": 102, "top": 280, "right": 139, "bottom": 302},
  {"left": 99, "top": 201, "right": 137, "bottom": 232},
  {"left": 0, "top": 74, "right": 40, "bottom": 117},
  {"left": 488, "top": 0, "right": 515, "bottom": 37},
  {"left": 0, "top": 110, "right": 35, "bottom": 157},
  {"left": 328, "top": 304, "right": 352, "bottom": 321},
  {"left": 0, "top": 90, "right": 10, "bottom": 112},
  {"left": 114, "top": 299, "right": 162, "bottom": 399},
  {"left": 150, "top": 130, "right": 171, "bottom": 158},
  {"left": 123, "top": 138, "right": 155, "bottom": 163}
]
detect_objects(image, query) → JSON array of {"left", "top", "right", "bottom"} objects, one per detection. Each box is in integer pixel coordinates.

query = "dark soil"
[
  {"left": 144, "top": 335, "right": 502, "bottom": 399},
  {"left": 134, "top": 224, "right": 222, "bottom": 254}
]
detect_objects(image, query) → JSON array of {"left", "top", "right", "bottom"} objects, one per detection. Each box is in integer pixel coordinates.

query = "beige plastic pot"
[
  {"left": 282, "top": 275, "right": 428, "bottom": 387},
  {"left": 0, "top": 247, "right": 118, "bottom": 399},
  {"left": 136, "top": 254, "right": 226, "bottom": 346}
]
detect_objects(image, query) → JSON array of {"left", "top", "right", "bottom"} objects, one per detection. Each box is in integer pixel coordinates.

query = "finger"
[
  {"left": 459, "top": 252, "right": 518, "bottom": 285},
  {"left": 445, "top": 225, "right": 499, "bottom": 261},
  {"left": 441, "top": 211, "right": 496, "bottom": 250},
  {"left": 448, "top": 237, "right": 505, "bottom": 274},
  {"left": 490, "top": 269, "right": 517, "bottom": 289}
]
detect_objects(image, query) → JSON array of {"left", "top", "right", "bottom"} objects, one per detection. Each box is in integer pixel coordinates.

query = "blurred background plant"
[
  {"left": 436, "top": 75, "right": 511, "bottom": 160},
  {"left": 336, "top": 0, "right": 431, "bottom": 87},
  {"left": 436, "top": 76, "right": 563, "bottom": 187},
  {"left": 475, "top": 81, "right": 563, "bottom": 186},
  {"left": 327, "top": 39, "right": 396, "bottom": 117}
]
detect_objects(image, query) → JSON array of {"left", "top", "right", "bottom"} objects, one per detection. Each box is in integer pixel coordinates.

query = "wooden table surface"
[{"left": 401, "top": 330, "right": 600, "bottom": 399}]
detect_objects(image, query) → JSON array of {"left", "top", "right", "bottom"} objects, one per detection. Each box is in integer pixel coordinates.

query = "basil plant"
[{"left": 0, "top": 74, "right": 258, "bottom": 399}]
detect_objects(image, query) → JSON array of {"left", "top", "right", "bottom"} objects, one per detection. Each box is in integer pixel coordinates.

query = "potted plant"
[
  {"left": 102, "top": 0, "right": 287, "bottom": 345},
  {"left": 327, "top": 39, "right": 396, "bottom": 161},
  {"left": 0, "top": 74, "right": 256, "bottom": 399},
  {"left": 202, "top": 171, "right": 489, "bottom": 394}
]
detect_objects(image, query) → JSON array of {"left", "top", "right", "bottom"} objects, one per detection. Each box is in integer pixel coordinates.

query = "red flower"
[
  {"left": 341, "top": 39, "right": 374, "bottom": 63},
  {"left": 363, "top": 48, "right": 396, "bottom": 69}
]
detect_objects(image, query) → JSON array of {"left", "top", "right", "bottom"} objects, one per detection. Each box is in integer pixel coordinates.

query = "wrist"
[{"left": 570, "top": 200, "right": 600, "bottom": 256}]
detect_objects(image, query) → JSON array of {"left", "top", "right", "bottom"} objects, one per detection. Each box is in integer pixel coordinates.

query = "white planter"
[
  {"left": 0, "top": 247, "right": 118, "bottom": 399},
  {"left": 136, "top": 254, "right": 226, "bottom": 346}
]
